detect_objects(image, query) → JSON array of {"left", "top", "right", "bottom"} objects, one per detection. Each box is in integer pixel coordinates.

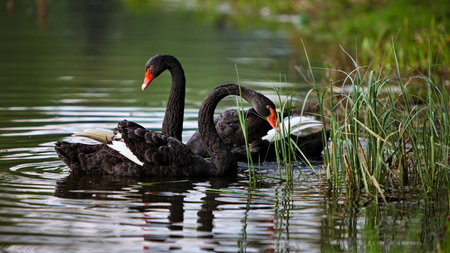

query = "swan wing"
[
  {"left": 72, "top": 127, "right": 145, "bottom": 166},
  {"left": 262, "top": 116, "right": 323, "bottom": 141},
  {"left": 115, "top": 120, "right": 210, "bottom": 176},
  {"left": 290, "top": 122, "right": 323, "bottom": 136}
]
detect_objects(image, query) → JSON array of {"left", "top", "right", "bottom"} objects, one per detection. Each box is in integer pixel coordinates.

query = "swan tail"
[{"left": 73, "top": 129, "right": 114, "bottom": 144}]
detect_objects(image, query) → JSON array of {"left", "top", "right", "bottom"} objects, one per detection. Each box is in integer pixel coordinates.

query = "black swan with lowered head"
[
  {"left": 186, "top": 108, "right": 329, "bottom": 161},
  {"left": 54, "top": 84, "right": 278, "bottom": 176}
]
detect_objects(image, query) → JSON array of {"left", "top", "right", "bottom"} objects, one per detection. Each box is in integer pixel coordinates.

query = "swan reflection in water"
[{"left": 54, "top": 173, "right": 281, "bottom": 252}]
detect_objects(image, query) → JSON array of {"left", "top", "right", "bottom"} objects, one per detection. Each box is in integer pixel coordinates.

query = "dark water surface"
[{"left": 0, "top": 1, "right": 447, "bottom": 252}]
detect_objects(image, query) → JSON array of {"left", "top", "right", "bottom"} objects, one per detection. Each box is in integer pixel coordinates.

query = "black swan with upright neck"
[{"left": 55, "top": 84, "right": 278, "bottom": 176}]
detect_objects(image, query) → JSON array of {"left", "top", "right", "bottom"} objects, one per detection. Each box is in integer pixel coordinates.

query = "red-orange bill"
[
  {"left": 267, "top": 107, "right": 278, "bottom": 131},
  {"left": 141, "top": 68, "right": 154, "bottom": 90}
]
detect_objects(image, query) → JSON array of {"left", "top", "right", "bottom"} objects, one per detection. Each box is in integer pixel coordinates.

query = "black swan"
[
  {"left": 54, "top": 84, "right": 278, "bottom": 176},
  {"left": 186, "top": 110, "right": 329, "bottom": 161}
]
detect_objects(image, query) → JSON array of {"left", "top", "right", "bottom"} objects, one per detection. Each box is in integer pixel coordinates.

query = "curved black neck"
[
  {"left": 198, "top": 84, "right": 265, "bottom": 175},
  {"left": 162, "top": 58, "right": 185, "bottom": 141}
]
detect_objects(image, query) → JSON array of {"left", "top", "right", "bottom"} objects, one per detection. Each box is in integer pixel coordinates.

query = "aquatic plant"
[{"left": 314, "top": 46, "right": 450, "bottom": 198}]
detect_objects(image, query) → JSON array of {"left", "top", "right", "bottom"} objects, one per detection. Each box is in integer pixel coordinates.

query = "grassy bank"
[{"left": 306, "top": 0, "right": 449, "bottom": 83}]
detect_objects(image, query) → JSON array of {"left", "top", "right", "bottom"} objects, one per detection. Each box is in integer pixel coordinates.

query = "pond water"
[{"left": 0, "top": 1, "right": 447, "bottom": 252}]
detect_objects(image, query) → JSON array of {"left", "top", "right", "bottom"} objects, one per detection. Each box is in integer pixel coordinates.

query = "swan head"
[
  {"left": 249, "top": 92, "right": 278, "bottom": 130},
  {"left": 251, "top": 94, "right": 277, "bottom": 130},
  {"left": 142, "top": 54, "right": 177, "bottom": 90}
]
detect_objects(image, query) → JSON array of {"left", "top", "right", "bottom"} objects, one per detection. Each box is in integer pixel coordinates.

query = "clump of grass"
[
  {"left": 233, "top": 66, "right": 259, "bottom": 184},
  {"left": 269, "top": 87, "right": 322, "bottom": 179},
  {"left": 316, "top": 47, "right": 450, "bottom": 198},
  {"left": 233, "top": 79, "right": 325, "bottom": 182},
  {"left": 234, "top": 86, "right": 316, "bottom": 182},
  {"left": 271, "top": 90, "right": 299, "bottom": 181}
]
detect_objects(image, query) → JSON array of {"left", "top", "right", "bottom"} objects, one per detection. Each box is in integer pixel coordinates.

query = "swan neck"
[
  {"left": 198, "top": 84, "right": 260, "bottom": 174},
  {"left": 162, "top": 61, "right": 186, "bottom": 141}
]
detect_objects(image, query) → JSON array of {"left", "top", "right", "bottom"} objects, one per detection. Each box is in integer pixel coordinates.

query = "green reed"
[
  {"left": 271, "top": 87, "right": 295, "bottom": 179},
  {"left": 317, "top": 46, "right": 450, "bottom": 197},
  {"left": 233, "top": 82, "right": 321, "bottom": 182},
  {"left": 235, "top": 41, "right": 450, "bottom": 192},
  {"left": 235, "top": 41, "right": 325, "bottom": 182},
  {"left": 233, "top": 66, "right": 259, "bottom": 185},
  {"left": 271, "top": 87, "right": 321, "bottom": 179}
]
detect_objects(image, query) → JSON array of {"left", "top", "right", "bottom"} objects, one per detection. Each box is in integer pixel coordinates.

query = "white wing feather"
[
  {"left": 262, "top": 116, "right": 323, "bottom": 141},
  {"left": 107, "top": 141, "right": 144, "bottom": 166}
]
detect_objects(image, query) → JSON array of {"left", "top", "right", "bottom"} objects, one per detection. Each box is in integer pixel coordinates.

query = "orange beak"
[
  {"left": 141, "top": 68, "right": 154, "bottom": 90},
  {"left": 266, "top": 106, "right": 278, "bottom": 131}
]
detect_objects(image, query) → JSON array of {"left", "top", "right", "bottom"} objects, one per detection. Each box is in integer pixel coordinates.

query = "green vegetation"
[
  {"left": 270, "top": 88, "right": 321, "bottom": 176},
  {"left": 184, "top": 0, "right": 450, "bottom": 196},
  {"left": 234, "top": 67, "right": 258, "bottom": 184},
  {"left": 313, "top": 48, "right": 450, "bottom": 197},
  {"left": 238, "top": 43, "right": 450, "bottom": 201}
]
